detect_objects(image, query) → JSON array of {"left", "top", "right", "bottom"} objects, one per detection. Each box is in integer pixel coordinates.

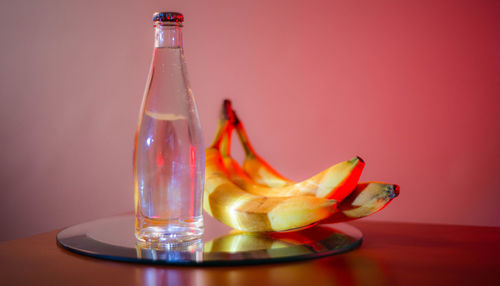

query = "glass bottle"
[{"left": 133, "top": 12, "right": 204, "bottom": 243}]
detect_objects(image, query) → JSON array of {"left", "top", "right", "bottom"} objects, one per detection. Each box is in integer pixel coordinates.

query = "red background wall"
[{"left": 0, "top": 0, "right": 499, "bottom": 241}]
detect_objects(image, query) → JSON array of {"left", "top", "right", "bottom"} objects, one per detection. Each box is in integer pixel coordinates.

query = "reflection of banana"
[
  {"left": 203, "top": 122, "right": 337, "bottom": 232},
  {"left": 204, "top": 225, "right": 342, "bottom": 253},
  {"left": 268, "top": 225, "right": 343, "bottom": 248},
  {"left": 204, "top": 231, "right": 292, "bottom": 253},
  {"left": 320, "top": 182, "right": 400, "bottom": 223},
  {"left": 221, "top": 100, "right": 364, "bottom": 201}
]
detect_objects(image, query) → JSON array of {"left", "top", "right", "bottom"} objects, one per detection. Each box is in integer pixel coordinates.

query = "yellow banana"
[
  {"left": 203, "top": 121, "right": 337, "bottom": 232},
  {"left": 320, "top": 182, "right": 400, "bottom": 223},
  {"left": 220, "top": 100, "right": 365, "bottom": 201}
]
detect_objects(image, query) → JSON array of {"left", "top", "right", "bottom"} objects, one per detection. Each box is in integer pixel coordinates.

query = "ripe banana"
[
  {"left": 320, "top": 182, "right": 400, "bottom": 223},
  {"left": 203, "top": 121, "right": 337, "bottom": 232},
  {"left": 221, "top": 100, "right": 365, "bottom": 201}
]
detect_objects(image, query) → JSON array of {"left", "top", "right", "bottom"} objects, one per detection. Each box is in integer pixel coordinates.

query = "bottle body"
[{"left": 134, "top": 14, "right": 204, "bottom": 243}]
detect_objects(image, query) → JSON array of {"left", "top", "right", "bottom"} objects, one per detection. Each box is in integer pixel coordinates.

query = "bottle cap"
[{"left": 153, "top": 12, "right": 184, "bottom": 23}]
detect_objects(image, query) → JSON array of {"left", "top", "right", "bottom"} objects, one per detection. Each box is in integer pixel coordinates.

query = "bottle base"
[{"left": 135, "top": 217, "right": 203, "bottom": 244}]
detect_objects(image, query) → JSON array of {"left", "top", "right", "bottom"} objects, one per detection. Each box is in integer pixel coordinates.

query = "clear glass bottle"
[{"left": 133, "top": 12, "right": 204, "bottom": 243}]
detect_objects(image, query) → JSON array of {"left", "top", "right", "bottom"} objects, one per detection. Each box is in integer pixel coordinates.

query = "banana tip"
[
  {"left": 356, "top": 156, "right": 365, "bottom": 164},
  {"left": 221, "top": 99, "right": 234, "bottom": 121},
  {"left": 393, "top": 184, "right": 400, "bottom": 197}
]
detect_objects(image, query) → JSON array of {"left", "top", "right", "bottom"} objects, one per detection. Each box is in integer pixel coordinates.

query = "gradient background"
[{"left": 0, "top": 0, "right": 499, "bottom": 241}]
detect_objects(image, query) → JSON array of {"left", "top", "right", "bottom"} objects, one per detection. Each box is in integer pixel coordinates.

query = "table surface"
[{"left": 0, "top": 220, "right": 498, "bottom": 286}]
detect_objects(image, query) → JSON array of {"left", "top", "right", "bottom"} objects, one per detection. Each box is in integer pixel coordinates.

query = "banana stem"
[
  {"left": 219, "top": 99, "right": 258, "bottom": 159},
  {"left": 212, "top": 99, "right": 236, "bottom": 154}
]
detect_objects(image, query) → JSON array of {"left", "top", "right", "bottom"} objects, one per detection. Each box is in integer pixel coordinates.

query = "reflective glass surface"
[{"left": 56, "top": 215, "right": 362, "bottom": 266}]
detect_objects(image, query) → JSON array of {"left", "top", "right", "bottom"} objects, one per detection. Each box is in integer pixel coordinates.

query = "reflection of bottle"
[
  {"left": 136, "top": 239, "right": 204, "bottom": 263},
  {"left": 133, "top": 12, "right": 204, "bottom": 243}
]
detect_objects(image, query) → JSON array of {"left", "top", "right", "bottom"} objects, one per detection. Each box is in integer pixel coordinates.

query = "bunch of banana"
[{"left": 203, "top": 100, "right": 399, "bottom": 232}]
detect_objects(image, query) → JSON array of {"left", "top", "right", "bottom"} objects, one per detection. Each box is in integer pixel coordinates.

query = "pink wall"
[{"left": 0, "top": 0, "right": 498, "bottom": 241}]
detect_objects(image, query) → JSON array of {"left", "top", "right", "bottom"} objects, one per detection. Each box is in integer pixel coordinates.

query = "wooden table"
[{"left": 0, "top": 220, "right": 498, "bottom": 286}]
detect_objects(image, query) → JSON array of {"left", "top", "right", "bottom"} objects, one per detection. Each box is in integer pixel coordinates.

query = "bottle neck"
[{"left": 154, "top": 24, "right": 183, "bottom": 48}]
